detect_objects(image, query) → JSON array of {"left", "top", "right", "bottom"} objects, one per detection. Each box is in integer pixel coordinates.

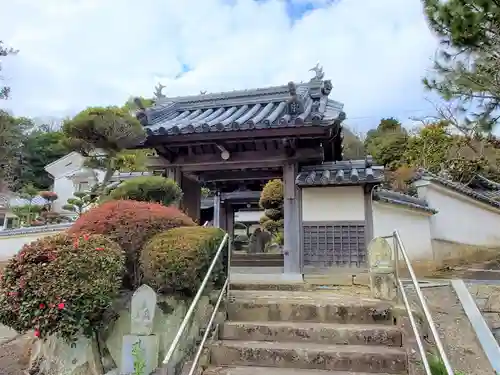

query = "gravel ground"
[
  {"left": 0, "top": 334, "right": 31, "bottom": 375},
  {"left": 406, "top": 284, "right": 495, "bottom": 375}
]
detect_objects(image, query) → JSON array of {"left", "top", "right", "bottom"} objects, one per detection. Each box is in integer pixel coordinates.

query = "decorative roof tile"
[
  {"left": 295, "top": 157, "right": 384, "bottom": 187},
  {"left": 138, "top": 70, "right": 345, "bottom": 137},
  {"left": 373, "top": 189, "right": 437, "bottom": 214}
]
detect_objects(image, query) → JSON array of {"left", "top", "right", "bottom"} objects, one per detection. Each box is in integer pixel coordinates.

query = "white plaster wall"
[
  {"left": 302, "top": 186, "right": 365, "bottom": 222},
  {"left": 418, "top": 182, "right": 500, "bottom": 247},
  {"left": 0, "top": 231, "right": 65, "bottom": 260},
  {"left": 52, "top": 176, "right": 77, "bottom": 212},
  {"left": 372, "top": 202, "right": 433, "bottom": 261},
  {"left": 234, "top": 210, "right": 264, "bottom": 223}
]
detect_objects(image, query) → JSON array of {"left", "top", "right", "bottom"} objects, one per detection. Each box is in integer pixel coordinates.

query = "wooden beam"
[
  {"left": 144, "top": 126, "right": 329, "bottom": 146},
  {"left": 178, "top": 147, "right": 322, "bottom": 172},
  {"left": 199, "top": 169, "right": 282, "bottom": 182}
]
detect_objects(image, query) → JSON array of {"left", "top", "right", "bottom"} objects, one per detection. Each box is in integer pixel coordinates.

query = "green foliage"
[
  {"left": 68, "top": 200, "right": 196, "bottom": 290},
  {"left": 108, "top": 176, "right": 182, "bottom": 206},
  {"left": 259, "top": 179, "right": 284, "bottom": 235},
  {"left": 0, "top": 41, "right": 18, "bottom": 100},
  {"left": 62, "top": 106, "right": 147, "bottom": 194},
  {"left": 132, "top": 340, "right": 146, "bottom": 375},
  {"left": 0, "top": 233, "right": 125, "bottom": 341},
  {"left": 259, "top": 179, "right": 284, "bottom": 209},
  {"left": 0, "top": 110, "right": 33, "bottom": 191},
  {"left": 422, "top": 0, "right": 500, "bottom": 132},
  {"left": 264, "top": 208, "right": 282, "bottom": 221},
  {"left": 63, "top": 190, "right": 98, "bottom": 216},
  {"left": 428, "top": 354, "right": 466, "bottom": 375},
  {"left": 141, "top": 226, "right": 226, "bottom": 296},
  {"left": 14, "top": 129, "right": 70, "bottom": 191},
  {"left": 365, "top": 118, "right": 408, "bottom": 168},
  {"left": 262, "top": 219, "right": 284, "bottom": 234}
]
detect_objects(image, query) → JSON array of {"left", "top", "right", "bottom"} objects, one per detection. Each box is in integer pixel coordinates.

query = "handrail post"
[
  {"left": 392, "top": 234, "right": 401, "bottom": 304},
  {"left": 392, "top": 230, "right": 454, "bottom": 375},
  {"left": 162, "top": 233, "right": 229, "bottom": 366}
]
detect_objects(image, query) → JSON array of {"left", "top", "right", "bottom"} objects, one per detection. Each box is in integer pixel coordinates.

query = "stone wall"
[{"left": 28, "top": 285, "right": 216, "bottom": 375}]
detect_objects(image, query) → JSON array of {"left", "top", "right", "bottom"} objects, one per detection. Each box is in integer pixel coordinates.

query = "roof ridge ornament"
[
  {"left": 286, "top": 81, "right": 305, "bottom": 118},
  {"left": 154, "top": 83, "right": 166, "bottom": 99},
  {"left": 309, "top": 63, "right": 324, "bottom": 81}
]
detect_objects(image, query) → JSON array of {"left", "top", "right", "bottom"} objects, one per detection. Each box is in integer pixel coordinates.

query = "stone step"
[
  {"left": 227, "top": 291, "right": 395, "bottom": 325},
  {"left": 210, "top": 340, "right": 407, "bottom": 374},
  {"left": 230, "top": 259, "right": 284, "bottom": 267},
  {"left": 229, "top": 282, "right": 306, "bottom": 291},
  {"left": 231, "top": 253, "right": 284, "bottom": 261},
  {"left": 220, "top": 321, "right": 402, "bottom": 347},
  {"left": 203, "top": 366, "right": 395, "bottom": 375}
]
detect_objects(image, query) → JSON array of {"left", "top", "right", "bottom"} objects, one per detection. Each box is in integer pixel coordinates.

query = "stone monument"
[
  {"left": 120, "top": 285, "right": 160, "bottom": 375},
  {"left": 368, "top": 237, "right": 397, "bottom": 301}
]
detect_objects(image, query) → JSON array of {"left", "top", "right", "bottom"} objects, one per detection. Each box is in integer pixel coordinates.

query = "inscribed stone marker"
[
  {"left": 130, "top": 284, "right": 157, "bottom": 335},
  {"left": 368, "top": 237, "right": 396, "bottom": 301},
  {"left": 368, "top": 237, "right": 394, "bottom": 272}
]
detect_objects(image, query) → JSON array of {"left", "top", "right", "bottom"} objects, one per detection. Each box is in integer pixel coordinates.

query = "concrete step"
[
  {"left": 227, "top": 291, "right": 395, "bottom": 325},
  {"left": 229, "top": 282, "right": 306, "bottom": 291},
  {"left": 220, "top": 321, "right": 402, "bottom": 347},
  {"left": 231, "top": 253, "right": 284, "bottom": 261},
  {"left": 210, "top": 340, "right": 407, "bottom": 374},
  {"left": 230, "top": 259, "right": 284, "bottom": 267},
  {"left": 203, "top": 366, "right": 395, "bottom": 375}
]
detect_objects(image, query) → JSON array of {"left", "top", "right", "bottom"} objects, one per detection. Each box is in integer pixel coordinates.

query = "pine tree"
[{"left": 422, "top": 0, "right": 500, "bottom": 132}]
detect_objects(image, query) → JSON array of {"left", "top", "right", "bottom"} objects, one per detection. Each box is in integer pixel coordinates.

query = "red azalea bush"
[
  {"left": 68, "top": 200, "right": 196, "bottom": 289},
  {"left": 0, "top": 233, "right": 124, "bottom": 341}
]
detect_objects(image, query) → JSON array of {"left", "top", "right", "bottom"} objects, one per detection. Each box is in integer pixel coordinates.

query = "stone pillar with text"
[{"left": 283, "top": 163, "right": 301, "bottom": 279}]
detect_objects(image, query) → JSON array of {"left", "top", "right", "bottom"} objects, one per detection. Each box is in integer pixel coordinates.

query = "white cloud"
[{"left": 0, "top": 0, "right": 439, "bottom": 130}]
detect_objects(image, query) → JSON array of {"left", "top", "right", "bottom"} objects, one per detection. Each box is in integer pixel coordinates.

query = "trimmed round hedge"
[
  {"left": 0, "top": 233, "right": 125, "bottom": 341},
  {"left": 141, "top": 226, "right": 226, "bottom": 296},
  {"left": 68, "top": 200, "right": 196, "bottom": 289},
  {"left": 259, "top": 179, "right": 283, "bottom": 209}
]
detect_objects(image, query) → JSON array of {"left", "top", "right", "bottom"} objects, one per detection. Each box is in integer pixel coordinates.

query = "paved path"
[{"left": 0, "top": 326, "right": 18, "bottom": 344}]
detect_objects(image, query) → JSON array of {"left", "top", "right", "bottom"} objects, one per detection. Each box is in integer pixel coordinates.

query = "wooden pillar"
[
  {"left": 181, "top": 175, "right": 201, "bottom": 223},
  {"left": 283, "top": 163, "right": 301, "bottom": 279},
  {"left": 219, "top": 200, "right": 228, "bottom": 231}
]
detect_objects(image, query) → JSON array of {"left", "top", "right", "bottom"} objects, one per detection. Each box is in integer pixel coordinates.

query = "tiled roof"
[
  {"left": 414, "top": 169, "right": 500, "bottom": 209},
  {"left": 138, "top": 74, "right": 345, "bottom": 136},
  {"left": 295, "top": 158, "right": 384, "bottom": 187},
  {"left": 373, "top": 189, "right": 437, "bottom": 214},
  {"left": 0, "top": 223, "right": 72, "bottom": 237}
]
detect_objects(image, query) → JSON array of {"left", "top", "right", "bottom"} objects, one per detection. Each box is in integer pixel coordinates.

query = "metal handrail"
[
  {"left": 162, "top": 233, "right": 229, "bottom": 367},
  {"left": 385, "top": 230, "right": 454, "bottom": 375}
]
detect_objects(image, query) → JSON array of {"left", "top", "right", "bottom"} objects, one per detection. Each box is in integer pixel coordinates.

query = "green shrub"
[
  {"left": 108, "top": 176, "right": 182, "bottom": 206},
  {"left": 259, "top": 179, "right": 284, "bottom": 234},
  {"left": 262, "top": 219, "right": 284, "bottom": 233},
  {"left": 428, "top": 355, "right": 466, "bottom": 375},
  {"left": 259, "top": 215, "right": 270, "bottom": 225},
  {"left": 141, "top": 227, "right": 226, "bottom": 296},
  {"left": 264, "top": 208, "right": 282, "bottom": 221},
  {"left": 0, "top": 233, "right": 125, "bottom": 341},
  {"left": 259, "top": 179, "right": 283, "bottom": 209},
  {"left": 68, "top": 200, "right": 196, "bottom": 289}
]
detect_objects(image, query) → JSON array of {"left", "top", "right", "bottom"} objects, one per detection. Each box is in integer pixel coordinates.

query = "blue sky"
[{"left": 0, "top": 0, "right": 440, "bottom": 132}]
